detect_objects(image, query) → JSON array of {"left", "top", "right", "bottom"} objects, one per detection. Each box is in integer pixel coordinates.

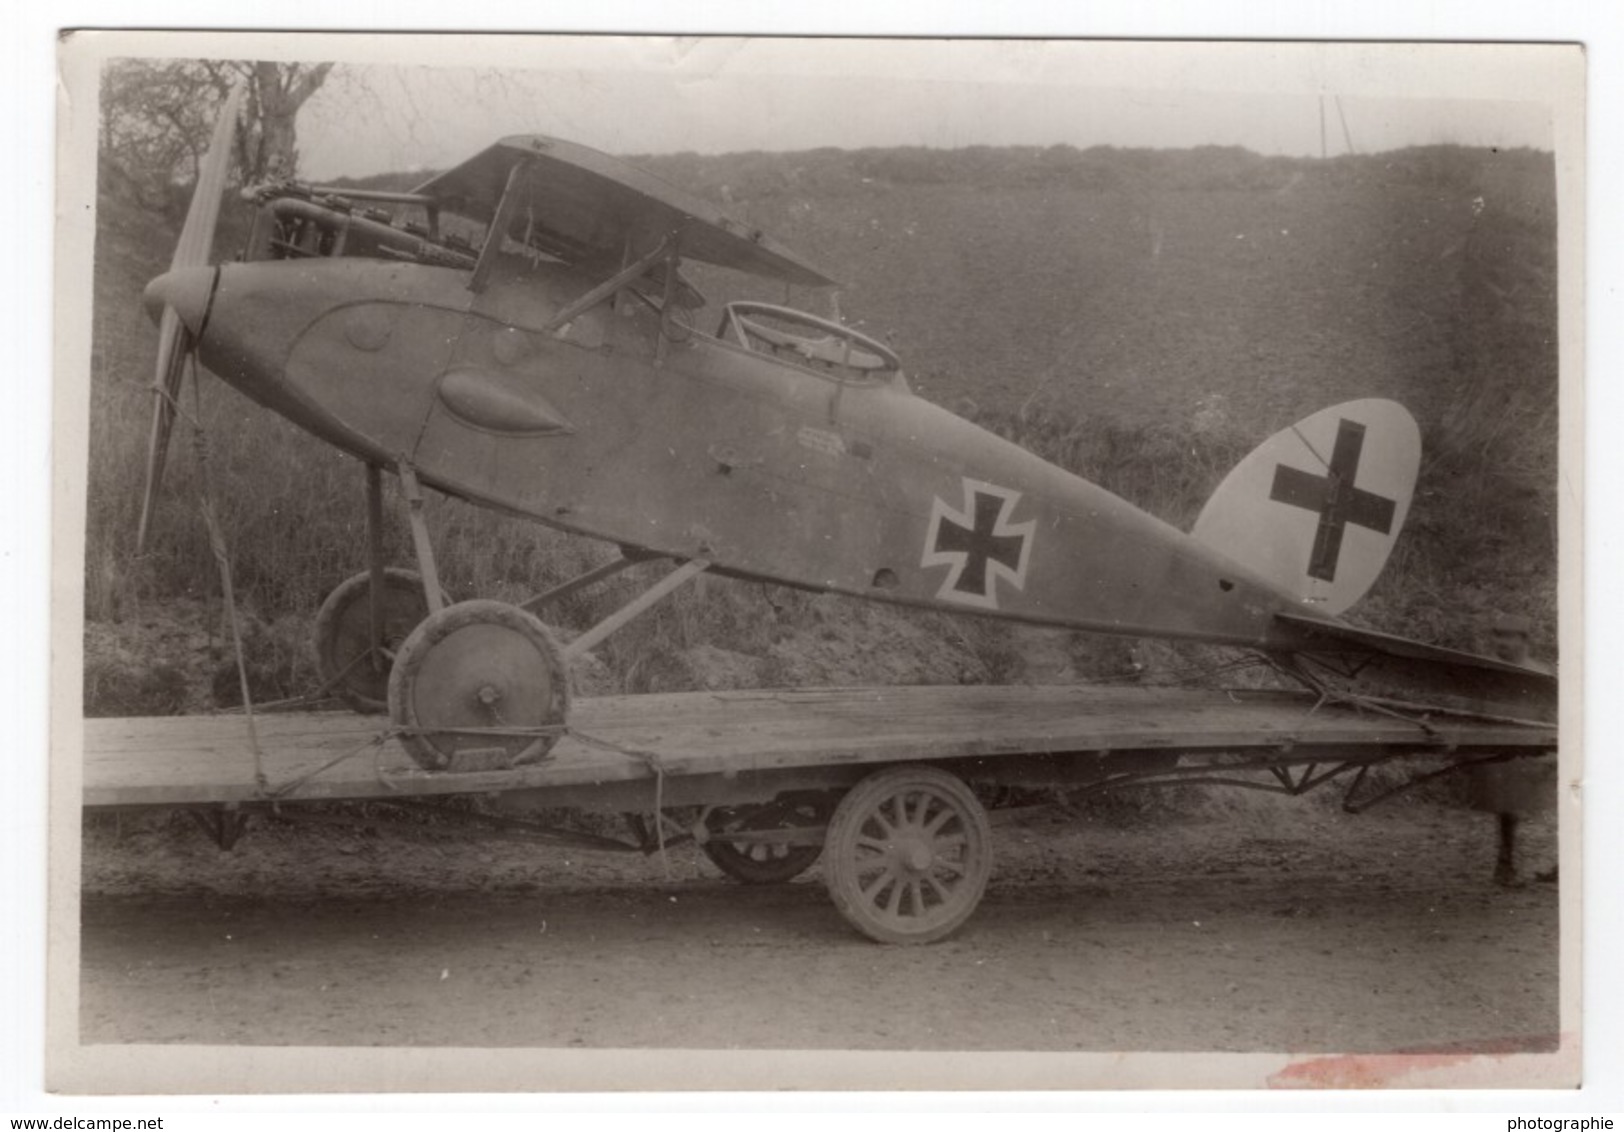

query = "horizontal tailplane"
[{"left": 1272, "top": 612, "right": 1557, "bottom": 724}]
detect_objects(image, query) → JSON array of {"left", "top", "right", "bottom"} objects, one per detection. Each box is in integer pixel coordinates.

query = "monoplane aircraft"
[{"left": 138, "top": 93, "right": 1555, "bottom": 774}]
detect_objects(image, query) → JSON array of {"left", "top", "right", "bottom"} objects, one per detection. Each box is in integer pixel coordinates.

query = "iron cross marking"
[
  {"left": 1269, "top": 418, "right": 1397, "bottom": 583},
  {"left": 934, "top": 491, "right": 1026, "bottom": 597}
]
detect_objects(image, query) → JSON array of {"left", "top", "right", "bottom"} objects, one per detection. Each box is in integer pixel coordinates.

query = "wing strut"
[
  {"left": 469, "top": 159, "right": 535, "bottom": 293},
  {"left": 542, "top": 236, "right": 675, "bottom": 334},
  {"left": 562, "top": 559, "right": 711, "bottom": 662}
]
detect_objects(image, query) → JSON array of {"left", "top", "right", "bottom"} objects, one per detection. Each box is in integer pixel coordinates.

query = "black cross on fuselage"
[
  {"left": 1269, "top": 419, "right": 1397, "bottom": 583},
  {"left": 934, "top": 490, "right": 1026, "bottom": 598}
]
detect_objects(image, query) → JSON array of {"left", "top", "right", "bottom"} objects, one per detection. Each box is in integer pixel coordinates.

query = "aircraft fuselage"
[{"left": 152, "top": 250, "right": 1324, "bottom": 649}]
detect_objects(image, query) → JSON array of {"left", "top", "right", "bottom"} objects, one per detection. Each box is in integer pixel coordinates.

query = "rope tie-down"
[
  {"left": 568, "top": 728, "right": 676, "bottom": 871},
  {"left": 155, "top": 387, "right": 694, "bottom": 867},
  {"left": 154, "top": 373, "right": 271, "bottom": 796},
  {"left": 158, "top": 375, "right": 413, "bottom": 805}
]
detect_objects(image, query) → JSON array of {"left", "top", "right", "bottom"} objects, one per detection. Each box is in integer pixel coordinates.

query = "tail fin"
[{"left": 1192, "top": 399, "right": 1420, "bottom": 616}]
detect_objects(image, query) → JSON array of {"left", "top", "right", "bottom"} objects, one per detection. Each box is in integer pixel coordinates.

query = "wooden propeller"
[{"left": 136, "top": 83, "right": 243, "bottom": 553}]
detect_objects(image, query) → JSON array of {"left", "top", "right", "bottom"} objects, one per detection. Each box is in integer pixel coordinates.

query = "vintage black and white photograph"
[{"left": 50, "top": 32, "right": 1580, "bottom": 1092}]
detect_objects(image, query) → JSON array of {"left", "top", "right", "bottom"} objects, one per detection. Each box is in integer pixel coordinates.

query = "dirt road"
[{"left": 79, "top": 797, "right": 1559, "bottom": 1053}]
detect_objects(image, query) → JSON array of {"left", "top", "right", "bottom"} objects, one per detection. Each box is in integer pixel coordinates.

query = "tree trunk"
[{"left": 247, "top": 61, "right": 334, "bottom": 182}]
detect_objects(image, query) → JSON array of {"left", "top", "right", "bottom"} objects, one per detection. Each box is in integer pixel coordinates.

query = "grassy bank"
[{"left": 81, "top": 142, "right": 1558, "bottom": 716}]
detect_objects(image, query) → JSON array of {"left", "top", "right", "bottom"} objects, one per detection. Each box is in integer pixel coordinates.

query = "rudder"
[{"left": 1192, "top": 399, "right": 1420, "bottom": 616}]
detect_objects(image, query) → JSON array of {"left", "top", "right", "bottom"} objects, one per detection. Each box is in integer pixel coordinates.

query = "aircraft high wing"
[{"left": 415, "top": 134, "right": 838, "bottom": 290}]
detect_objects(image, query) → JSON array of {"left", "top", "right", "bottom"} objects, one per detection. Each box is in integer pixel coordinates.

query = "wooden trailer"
[{"left": 81, "top": 683, "right": 1557, "bottom": 944}]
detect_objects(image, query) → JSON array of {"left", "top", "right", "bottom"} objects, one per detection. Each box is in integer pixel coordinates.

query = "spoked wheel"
[
  {"left": 823, "top": 766, "right": 993, "bottom": 944},
  {"left": 387, "top": 600, "right": 570, "bottom": 771},
  {"left": 313, "top": 568, "right": 441, "bottom": 713},
  {"left": 701, "top": 795, "right": 832, "bottom": 885}
]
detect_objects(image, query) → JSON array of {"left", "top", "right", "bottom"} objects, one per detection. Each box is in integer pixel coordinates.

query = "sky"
[{"left": 268, "top": 37, "right": 1562, "bottom": 180}]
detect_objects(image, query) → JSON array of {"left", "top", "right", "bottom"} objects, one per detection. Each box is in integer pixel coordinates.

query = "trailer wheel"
[
  {"left": 388, "top": 600, "right": 569, "bottom": 771},
  {"left": 701, "top": 798, "right": 828, "bottom": 885},
  {"left": 314, "top": 568, "right": 442, "bottom": 713},
  {"left": 823, "top": 766, "right": 992, "bottom": 944}
]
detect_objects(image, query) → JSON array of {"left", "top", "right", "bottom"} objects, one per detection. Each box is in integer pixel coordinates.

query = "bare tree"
[
  {"left": 100, "top": 58, "right": 335, "bottom": 205},
  {"left": 234, "top": 61, "right": 335, "bottom": 182}
]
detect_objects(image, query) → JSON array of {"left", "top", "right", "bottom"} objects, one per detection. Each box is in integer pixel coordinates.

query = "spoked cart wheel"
[
  {"left": 387, "top": 600, "right": 570, "bottom": 771},
  {"left": 313, "top": 568, "right": 441, "bottom": 713},
  {"left": 701, "top": 795, "right": 832, "bottom": 885},
  {"left": 823, "top": 766, "right": 993, "bottom": 944}
]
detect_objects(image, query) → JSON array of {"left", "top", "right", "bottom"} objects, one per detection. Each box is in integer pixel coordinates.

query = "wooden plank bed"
[{"left": 81, "top": 684, "right": 1555, "bottom": 810}]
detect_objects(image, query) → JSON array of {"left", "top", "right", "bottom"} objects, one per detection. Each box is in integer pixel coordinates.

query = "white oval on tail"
[{"left": 1192, "top": 399, "right": 1420, "bottom": 616}]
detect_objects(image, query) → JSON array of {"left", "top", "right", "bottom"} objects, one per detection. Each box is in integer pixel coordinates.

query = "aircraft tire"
[
  {"left": 388, "top": 600, "right": 570, "bottom": 771},
  {"left": 313, "top": 567, "right": 442, "bottom": 714},
  {"left": 823, "top": 765, "right": 993, "bottom": 945}
]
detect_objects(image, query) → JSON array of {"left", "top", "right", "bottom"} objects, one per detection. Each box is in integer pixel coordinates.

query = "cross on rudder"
[{"left": 1269, "top": 419, "right": 1397, "bottom": 583}]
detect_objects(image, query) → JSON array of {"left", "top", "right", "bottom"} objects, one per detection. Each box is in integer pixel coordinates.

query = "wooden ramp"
[{"left": 81, "top": 685, "right": 1555, "bottom": 809}]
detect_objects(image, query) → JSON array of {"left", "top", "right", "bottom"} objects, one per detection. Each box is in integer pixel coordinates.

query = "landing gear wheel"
[
  {"left": 823, "top": 766, "right": 993, "bottom": 944},
  {"left": 701, "top": 796, "right": 831, "bottom": 885},
  {"left": 313, "top": 568, "right": 442, "bottom": 713},
  {"left": 387, "top": 600, "right": 570, "bottom": 771}
]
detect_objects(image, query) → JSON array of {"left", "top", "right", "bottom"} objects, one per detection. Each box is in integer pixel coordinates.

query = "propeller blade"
[
  {"left": 135, "top": 312, "right": 189, "bottom": 553},
  {"left": 173, "top": 82, "right": 243, "bottom": 271},
  {"left": 136, "top": 82, "right": 242, "bottom": 552}
]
